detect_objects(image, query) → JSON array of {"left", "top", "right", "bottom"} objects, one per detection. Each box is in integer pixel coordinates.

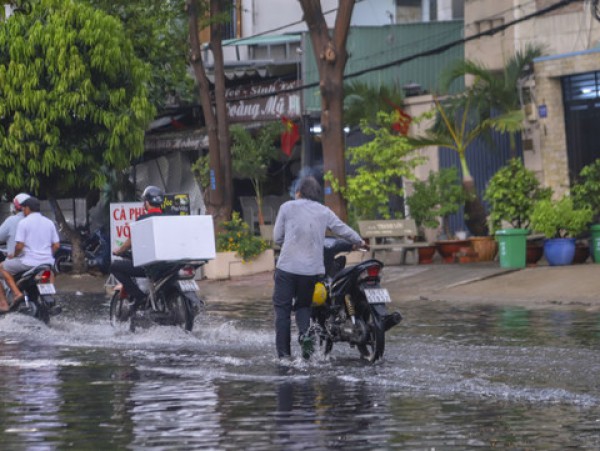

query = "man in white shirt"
[
  {"left": 0, "top": 193, "right": 31, "bottom": 258},
  {"left": 0, "top": 197, "right": 60, "bottom": 312}
]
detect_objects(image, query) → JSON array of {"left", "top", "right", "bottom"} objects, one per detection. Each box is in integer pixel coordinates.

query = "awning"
[{"left": 223, "top": 34, "right": 301, "bottom": 47}]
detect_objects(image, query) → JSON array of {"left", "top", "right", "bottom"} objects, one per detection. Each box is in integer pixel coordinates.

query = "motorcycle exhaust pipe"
[{"left": 383, "top": 311, "right": 403, "bottom": 331}]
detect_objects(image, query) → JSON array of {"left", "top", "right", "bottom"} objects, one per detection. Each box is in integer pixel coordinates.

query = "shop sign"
[{"left": 226, "top": 80, "right": 301, "bottom": 122}]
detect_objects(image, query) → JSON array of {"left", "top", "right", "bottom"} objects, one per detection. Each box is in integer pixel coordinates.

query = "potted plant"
[
  {"left": 530, "top": 197, "right": 593, "bottom": 266},
  {"left": 203, "top": 212, "right": 274, "bottom": 279},
  {"left": 571, "top": 160, "right": 600, "bottom": 262},
  {"left": 406, "top": 167, "right": 468, "bottom": 263},
  {"left": 484, "top": 158, "right": 552, "bottom": 267}
]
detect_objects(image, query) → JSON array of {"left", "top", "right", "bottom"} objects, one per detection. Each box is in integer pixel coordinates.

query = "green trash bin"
[
  {"left": 591, "top": 224, "right": 600, "bottom": 263},
  {"left": 495, "top": 228, "right": 529, "bottom": 269}
]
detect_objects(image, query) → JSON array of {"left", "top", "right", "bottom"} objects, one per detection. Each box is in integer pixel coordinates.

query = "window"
[{"left": 221, "top": 1, "right": 240, "bottom": 40}]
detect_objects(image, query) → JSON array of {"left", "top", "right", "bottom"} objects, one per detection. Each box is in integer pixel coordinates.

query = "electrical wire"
[{"left": 225, "top": 0, "right": 580, "bottom": 103}]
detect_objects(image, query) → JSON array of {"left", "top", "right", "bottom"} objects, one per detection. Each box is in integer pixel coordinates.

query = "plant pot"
[
  {"left": 573, "top": 243, "right": 590, "bottom": 264},
  {"left": 418, "top": 245, "right": 436, "bottom": 264},
  {"left": 526, "top": 243, "right": 544, "bottom": 266},
  {"left": 469, "top": 236, "right": 498, "bottom": 262},
  {"left": 543, "top": 238, "right": 576, "bottom": 266},
  {"left": 435, "top": 239, "right": 471, "bottom": 263}
]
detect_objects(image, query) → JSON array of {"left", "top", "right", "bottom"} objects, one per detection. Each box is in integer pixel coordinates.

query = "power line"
[{"left": 226, "top": 0, "right": 579, "bottom": 103}]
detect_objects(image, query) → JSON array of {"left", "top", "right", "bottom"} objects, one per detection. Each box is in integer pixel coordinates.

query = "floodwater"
[{"left": 1, "top": 291, "right": 600, "bottom": 449}]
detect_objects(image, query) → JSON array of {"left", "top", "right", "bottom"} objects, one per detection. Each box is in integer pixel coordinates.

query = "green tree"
[
  {"left": 440, "top": 44, "right": 544, "bottom": 156},
  {"left": 343, "top": 81, "right": 405, "bottom": 128},
  {"left": 408, "top": 95, "right": 524, "bottom": 236},
  {"left": 187, "top": 0, "right": 233, "bottom": 225},
  {"left": 299, "top": 0, "right": 356, "bottom": 221},
  {"left": 81, "top": 0, "right": 195, "bottom": 110},
  {"left": 230, "top": 122, "right": 284, "bottom": 225},
  {"left": 484, "top": 158, "right": 551, "bottom": 232},
  {"left": 571, "top": 160, "right": 600, "bottom": 221},
  {"left": 406, "top": 168, "right": 465, "bottom": 238},
  {"left": 326, "top": 111, "right": 426, "bottom": 220},
  {"left": 0, "top": 0, "right": 155, "bottom": 271}
]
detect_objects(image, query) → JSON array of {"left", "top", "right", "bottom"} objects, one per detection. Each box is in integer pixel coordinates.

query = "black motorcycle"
[
  {"left": 2, "top": 264, "right": 61, "bottom": 324},
  {"left": 54, "top": 227, "right": 111, "bottom": 274},
  {"left": 308, "top": 238, "right": 402, "bottom": 363},
  {"left": 109, "top": 256, "right": 206, "bottom": 332}
]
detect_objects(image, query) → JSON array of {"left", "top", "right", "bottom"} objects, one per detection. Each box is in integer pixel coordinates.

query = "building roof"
[{"left": 223, "top": 34, "right": 301, "bottom": 47}]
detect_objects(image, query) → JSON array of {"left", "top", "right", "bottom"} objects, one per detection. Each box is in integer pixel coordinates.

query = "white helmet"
[{"left": 13, "top": 193, "right": 31, "bottom": 212}]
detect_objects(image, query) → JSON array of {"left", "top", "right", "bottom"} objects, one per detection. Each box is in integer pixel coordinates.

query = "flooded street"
[{"left": 1, "top": 291, "right": 600, "bottom": 449}]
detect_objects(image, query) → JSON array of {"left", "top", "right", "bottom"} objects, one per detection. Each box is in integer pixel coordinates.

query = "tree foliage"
[
  {"left": 530, "top": 196, "right": 593, "bottom": 239},
  {"left": 571, "top": 159, "right": 600, "bottom": 219},
  {"left": 406, "top": 167, "right": 465, "bottom": 237},
  {"left": 484, "top": 158, "right": 551, "bottom": 232},
  {"left": 81, "top": 0, "right": 195, "bottom": 111},
  {"left": 326, "top": 111, "right": 426, "bottom": 220},
  {"left": 344, "top": 81, "right": 404, "bottom": 128},
  {"left": 230, "top": 122, "right": 283, "bottom": 224},
  {"left": 0, "top": 0, "right": 155, "bottom": 195}
]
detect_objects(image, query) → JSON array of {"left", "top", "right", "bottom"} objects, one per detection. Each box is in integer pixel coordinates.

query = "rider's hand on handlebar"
[{"left": 353, "top": 240, "right": 370, "bottom": 252}]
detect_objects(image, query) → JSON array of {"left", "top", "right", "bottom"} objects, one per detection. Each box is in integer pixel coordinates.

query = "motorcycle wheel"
[
  {"left": 16, "top": 297, "right": 47, "bottom": 324},
  {"left": 356, "top": 310, "right": 385, "bottom": 363},
  {"left": 54, "top": 253, "right": 73, "bottom": 274},
  {"left": 109, "top": 291, "right": 131, "bottom": 327},
  {"left": 167, "top": 293, "right": 194, "bottom": 332}
]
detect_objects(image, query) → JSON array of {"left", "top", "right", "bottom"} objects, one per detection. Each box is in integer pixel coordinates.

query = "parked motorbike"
[
  {"left": 109, "top": 254, "right": 206, "bottom": 332},
  {"left": 308, "top": 237, "right": 402, "bottom": 363},
  {"left": 1, "top": 264, "right": 61, "bottom": 324},
  {"left": 54, "top": 227, "right": 111, "bottom": 274}
]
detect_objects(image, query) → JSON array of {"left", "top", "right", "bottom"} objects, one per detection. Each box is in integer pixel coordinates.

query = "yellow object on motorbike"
[{"left": 312, "top": 281, "right": 327, "bottom": 306}]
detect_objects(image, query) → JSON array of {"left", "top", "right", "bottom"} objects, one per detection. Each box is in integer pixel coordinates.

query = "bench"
[{"left": 358, "top": 219, "right": 430, "bottom": 265}]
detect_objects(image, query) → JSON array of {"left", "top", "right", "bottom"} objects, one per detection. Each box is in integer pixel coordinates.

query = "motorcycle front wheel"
[
  {"left": 54, "top": 253, "right": 73, "bottom": 274},
  {"left": 167, "top": 293, "right": 194, "bottom": 332},
  {"left": 356, "top": 309, "right": 385, "bottom": 363}
]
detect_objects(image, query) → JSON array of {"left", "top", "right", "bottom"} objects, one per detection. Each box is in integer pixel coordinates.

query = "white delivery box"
[{"left": 130, "top": 215, "right": 216, "bottom": 267}]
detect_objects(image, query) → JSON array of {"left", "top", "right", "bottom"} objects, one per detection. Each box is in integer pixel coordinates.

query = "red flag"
[
  {"left": 281, "top": 116, "right": 299, "bottom": 156},
  {"left": 391, "top": 108, "right": 412, "bottom": 136}
]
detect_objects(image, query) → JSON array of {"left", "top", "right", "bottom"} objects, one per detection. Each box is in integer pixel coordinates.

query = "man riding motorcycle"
[{"left": 110, "top": 186, "right": 165, "bottom": 308}]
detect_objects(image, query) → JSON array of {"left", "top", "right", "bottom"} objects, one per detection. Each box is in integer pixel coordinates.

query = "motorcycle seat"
[{"left": 17, "top": 264, "right": 53, "bottom": 279}]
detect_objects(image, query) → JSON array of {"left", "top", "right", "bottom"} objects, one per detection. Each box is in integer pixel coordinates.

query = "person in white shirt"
[
  {"left": 0, "top": 193, "right": 30, "bottom": 258},
  {"left": 0, "top": 197, "right": 59, "bottom": 312}
]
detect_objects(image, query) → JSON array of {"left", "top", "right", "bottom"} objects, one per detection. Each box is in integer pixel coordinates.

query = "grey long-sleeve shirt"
[{"left": 273, "top": 198, "right": 363, "bottom": 276}]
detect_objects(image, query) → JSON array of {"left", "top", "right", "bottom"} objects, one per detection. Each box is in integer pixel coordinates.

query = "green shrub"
[
  {"left": 571, "top": 160, "right": 600, "bottom": 217},
  {"left": 216, "top": 212, "right": 269, "bottom": 260},
  {"left": 530, "top": 197, "right": 593, "bottom": 239},
  {"left": 484, "top": 158, "right": 551, "bottom": 232},
  {"left": 406, "top": 167, "right": 465, "bottom": 238}
]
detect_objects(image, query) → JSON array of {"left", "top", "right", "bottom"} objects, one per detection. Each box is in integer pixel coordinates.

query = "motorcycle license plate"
[
  {"left": 37, "top": 283, "right": 56, "bottom": 295},
  {"left": 365, "top": 288, "right": 391, "bottom": 304},
  {"left": 178, "top": 280, "right": 199, "bottom": 292}
]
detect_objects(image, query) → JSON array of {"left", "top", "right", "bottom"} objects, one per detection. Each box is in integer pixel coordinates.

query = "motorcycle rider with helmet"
[
  {"left": 110, "top": 186, "right": 165, "bottom": 308},
  {"left": 0, "top": 193, "right": 31, "bottom": 312}
]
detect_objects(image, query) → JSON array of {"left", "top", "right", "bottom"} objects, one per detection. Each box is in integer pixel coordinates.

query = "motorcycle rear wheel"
[
  {"left": 167, "top": 293, "right": 194, "bottom": 332},
  {"left": 109, "top": 291, "right": 131, "bottom": 327},
  {"left": 21, "top": 298, "right": 48, "bottom": 324},
  {"left": 357, "top": 311, "right": 385, "bottom": 363}
]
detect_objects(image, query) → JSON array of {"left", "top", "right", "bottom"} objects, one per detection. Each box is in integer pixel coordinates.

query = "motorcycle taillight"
[
  {"left": 178, "top": 266, "right": 196, "bottom": 279},
  {"left": 36, "top": 270, "right": 53, "bottom": 284},
  {"left": 366, "top": 266, "right": 380, "bottom": 278}
]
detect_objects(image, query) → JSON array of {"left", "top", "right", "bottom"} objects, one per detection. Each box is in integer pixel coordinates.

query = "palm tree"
[
  {"left": 439, "top": 44, "right": 544, "bottom": 156},
  {"left": 344, "top": 81, "right": 405, "bottom": 128},
  {"left": 408, "top": 94, "right": 524, "bottom": 236}
]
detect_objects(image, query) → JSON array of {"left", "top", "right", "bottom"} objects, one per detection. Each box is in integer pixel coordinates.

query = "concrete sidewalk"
[{"left": 53, "top": 261, "right": 600, "bottom": 310}]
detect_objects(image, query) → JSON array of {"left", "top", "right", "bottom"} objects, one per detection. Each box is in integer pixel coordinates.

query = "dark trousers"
[
  {"left": 110, "top": 259, "right": 146, "bottom": 301},
  {"left": 272, "top": 269, "right": 318, "bottom": 358}
]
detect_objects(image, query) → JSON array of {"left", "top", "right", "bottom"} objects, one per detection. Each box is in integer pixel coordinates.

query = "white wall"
[{"left": 241, "top": 0, "right": 395, "bottom": 37}]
